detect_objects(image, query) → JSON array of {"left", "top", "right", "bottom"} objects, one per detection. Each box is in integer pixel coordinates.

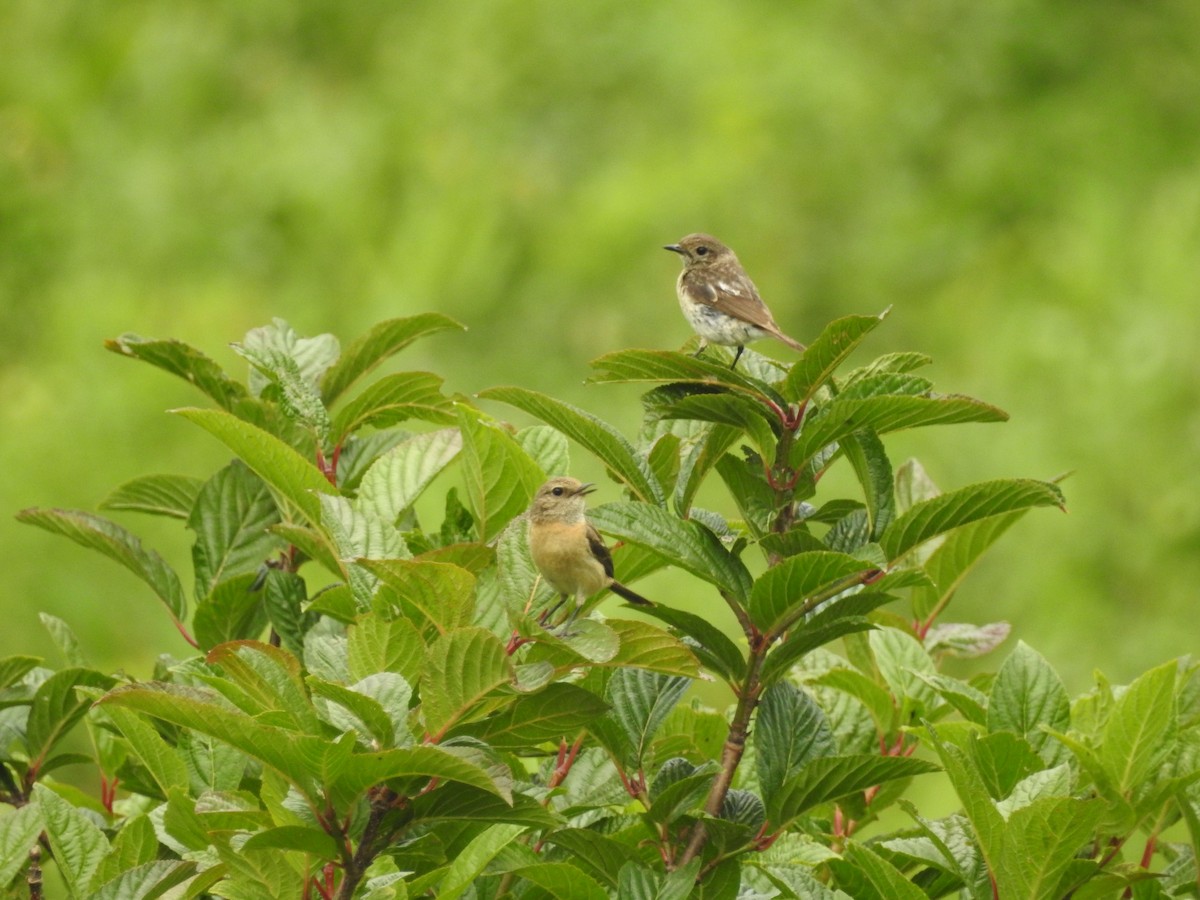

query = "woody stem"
[{"left": 678, "top": 639, "right": 769, "bottom": 867}]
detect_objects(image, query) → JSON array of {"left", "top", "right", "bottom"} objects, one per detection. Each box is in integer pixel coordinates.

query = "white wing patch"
[{"left": 716, "top": 279, "right": 754, "bottom": 299}]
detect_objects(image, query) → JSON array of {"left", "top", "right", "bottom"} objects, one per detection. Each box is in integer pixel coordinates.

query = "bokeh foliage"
[{"left": 3, "top": 0, "right": 1200, "bottom": 684}]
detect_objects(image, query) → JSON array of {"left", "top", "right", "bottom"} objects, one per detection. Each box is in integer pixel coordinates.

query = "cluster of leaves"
[{"left": 3, "top": 313, "right": 1198, "bottom": 899}]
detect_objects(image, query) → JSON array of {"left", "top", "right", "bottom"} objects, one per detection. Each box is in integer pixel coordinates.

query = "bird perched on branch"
[
  {"left": 527, "top": 477, "right": 652, "bottom": 631},
  {"left": 665, "top": 233, "right": 806, "bottom": 369}
]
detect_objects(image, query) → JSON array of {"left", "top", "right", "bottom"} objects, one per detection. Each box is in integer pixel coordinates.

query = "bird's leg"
[
  {"left": 539, "top": 594, "right": 569, "bottom": 627},
  {"left": 555, "top": 597, "right": 583, "bottom": 636},
  {"left": 691, "top": 339, "right": 709, "bottom": 359},
  {"left": 730, "top": 345, "right": 745, "bottom": 369}
]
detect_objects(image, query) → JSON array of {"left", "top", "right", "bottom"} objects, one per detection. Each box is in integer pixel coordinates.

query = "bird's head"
[
  {"left": 664, "top": 233, "right": 736, "bottom": 269},
  {"left": 529, "top": 476, "right": 595, "bottom": 523}
]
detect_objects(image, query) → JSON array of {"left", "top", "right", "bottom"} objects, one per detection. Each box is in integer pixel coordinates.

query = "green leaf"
[
  {"left": 748, "top": 551, "right": 876, "bottom": 634},
  {"left": 101, "top": 681, "right": 504, "bottom": 804},
  {"left": 1101, "top": 660, "right": 1177, "bottom": 795},
  {"left": 172, "top": 407, "right": 338, "bottom": 524},
  {"left": 784, "top": 312, "right": 888, "bottom": 404},
  {"left": 461, "top": 683, "right": 608, "bottom": 748},
  {"left": 409, "top": 783, "right": 560, "bottom": 828},
  {"left": 840, "top": 429, "right": 895, "bottom": 540},
  {"left": 870, "top": 628, "right": 938, "bottom": 719},
  {"left": 997, "top": 797, "right": 1103, "bottom": 900},
  {"left": 794, "top": 394, "right": 1009, "bottom": 466},
  {"left": 421, "top": 627, "right": 513, "bottom": 739},
  {"left": 923, "top": 621, "right": 1012, "bottom": 659},
  {"left": 207, "top": 640, "right": 321, "bottom": 731},
  {"left": 319, "top": 494, "right": 408, "bottom": 604},
  {"left": 715, "top": 452, "right": 779, "bottom": 538},
  {"left": 996, "top": 763, "right": 1073, "bottom": 817},
  {"left": 587, "top": 502, "right": 752, "bottom": 603},
  {"left": 100, "top": 474, "right": 205, "bottom": 520},
  {"left": 310, "top": 673, "right": 411, "bottom": 749},
  {"left": 674, "top": 422, "right": 743, "bottom": 514},
  {"left": 988, "top": 641, "right": 1070, "bottom": 761},
  {"left": 0, "top": 656, "right": 40, "bottom": 691},
  {"left": 527, "top": 620, "right": 624, "bottom": 670},
  {"left": 603, "top": 619, "right": 702, "bottom": 678},
  {"left": 25, "top": 668, "right": 117, "bottom": 768},
  {"left": 39, "top": 613, "right": 86, "bottom": 666},
  {"left": 810, "top": 666, "right": 896, "bottom": 731},
  {"left": 843, "top": 350, "right": 934, "bottom": 384},
  {"left": 969, "top": 732, "right": 1046, "bottom": 802},
  {"left": 16, "top": 508, "right": 188, "bottom": 624},
  {"left": 515, "top": 425, "right": 571, "bottom": 476},
  {"left": 99, "top": 816, "right": 173, "bottom": 878},
  {"left": 260, "top": 570, "right": 314, "bottom": 654},
  {"left": 100, "top": 681, "right": 322, "bottom": 796},
  {"left": 90, "top": 861, "right": 197, "bottom": 900},
  {"left": 101, "top": 704, "right": 191, "bottom": 798},
  {"left": 331, "top": 372, "right": 456, "bottom": 441},
  {"left": 0, "top": 803, "right": 43, "bottom": 887},
  {"left": 881, "top": 479, "right": 1064, "bottom": 563},
  {"left": 541, "top": 829, "right": 642, "bottom": 888},
  {"left": 179, "top": 730, "right": 246, "bottom": 793},
  {"left": 355, "top": 428, "right": 462, "bottom": 526},
  {"left": 839, "top": 371, "right": 933, "bottom": 401},
  {"left": 646, "top": 432, "right": 681, "bottom": 498},
  {"left": 769, "top": 754, "right": 939, "bottom": 825},
  {"left": 105, "top": 333, "right": 250, "bottom": 412},
  {"left": 321, "top": 313, "right": 465, "bottom": 405},
  {"left": 661, "top": 393, "right": 781, "bottom": 463},
  {"left": 233, "top": 338, "right": 333, "bottom": 445},
  {"left": 435, "top": 824, "right": 527, "bottom": 900},
  {"left": 928, "top": 733, "right": 1007, "bottom": 880},
  {"left": 840, "top": 841, "right": 928, "bottom": 900},
  {"left": 35, "top": 783, "right": 108, "bottom": 899},
  {"left": 756, "top": 682, "right": 837, "bottom": 800},
  {"left": 348, "top": 612, "right": 425, "bottom": 685},
  {"left": 604, "top": 669, "right": 690, "bottom": 767},
  {"left": 478, "top": 386, "right": 663, "bottom": 504},
  {"left": 912, "top": 672, "right": 989, "bottom": 725},
  {"left": 189, "top": 462, "right": 282, "bottom": 599},
  {"left": 241, "top": 825, "right": 341, "bottom": 858},
  {"left": 590, "top": 348, "right": 789, "bottom": 408},
  {"left": 635, "top": 604, "right": 746, "bottom": 683},
  {"left": 510, "top": 863, "right": 608, "bottom": 900},
  {"left": 270, "top": 522, "right": 341, "bottom": 577},
  {"left": 239, "top": 318, "right": 340, "bottom": 392},
  {"left": 363, "top": 559, "right": 476, "bottom": 634},
  {"left": 616, "top": 859, "right": 701, "bottom": 900},
  {"left": 494, "top": 516, "right": 556, "bottom": 616},
  {"left": 759, "top": 617, "right": 878, "bottom": 685},
  {"left": 456, "top": 405, "right": 544, "bottom": 542}
]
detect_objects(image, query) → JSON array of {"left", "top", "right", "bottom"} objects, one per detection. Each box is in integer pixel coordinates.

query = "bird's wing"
[
  {"left": 585, "top": 522, "right": 615, "bottom": 578},
  {"left": 682, "top": 270, "right": 784, "bottom": 334}
]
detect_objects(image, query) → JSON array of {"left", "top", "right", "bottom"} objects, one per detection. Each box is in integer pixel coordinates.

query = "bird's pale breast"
[
  {"left": 528, "top": 520, "right": 608, "bottom": 597},
  {"left": 677, "top": 291, "right": 766, "bottom": 345}
]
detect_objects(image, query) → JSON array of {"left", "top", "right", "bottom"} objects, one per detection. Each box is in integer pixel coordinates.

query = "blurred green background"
[{"left": 3, "top": 0, "right": 1198, "bottom": 692}]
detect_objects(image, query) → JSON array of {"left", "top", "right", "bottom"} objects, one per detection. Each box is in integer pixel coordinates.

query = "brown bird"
[
  {"left": 527, "top": 477, "right": 652, "bottom": 631},
  {"left": 665, "top": 233, "right": 806, "bottom": 369}
]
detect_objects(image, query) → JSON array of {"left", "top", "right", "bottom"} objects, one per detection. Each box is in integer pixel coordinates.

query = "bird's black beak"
[
  {"left": 664, "top": 244, "right": 684, "bottom": 255},
  {"left": 575, "top": 482, "right": 597, "bottom": 496}
]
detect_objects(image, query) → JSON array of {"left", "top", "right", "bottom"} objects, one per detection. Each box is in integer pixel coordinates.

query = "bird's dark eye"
[
  {"left": 551, "top": 487, "right": 564, "bottom": 496},
  {"left": 695, "top": 246, "right": 708, "bottom": 256}
]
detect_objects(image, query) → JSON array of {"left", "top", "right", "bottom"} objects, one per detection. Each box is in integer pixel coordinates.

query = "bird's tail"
[
  {"left": 608, "top": 580, "right": 654, "bottom": 607},
  {"left": 773, "top": 330, "right": 807, "bottom": 353}
]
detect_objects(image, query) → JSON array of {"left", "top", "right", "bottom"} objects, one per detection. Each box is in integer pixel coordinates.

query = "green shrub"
[{"left": 4, "top": 313, "right": 1196, "bottom": 899}]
